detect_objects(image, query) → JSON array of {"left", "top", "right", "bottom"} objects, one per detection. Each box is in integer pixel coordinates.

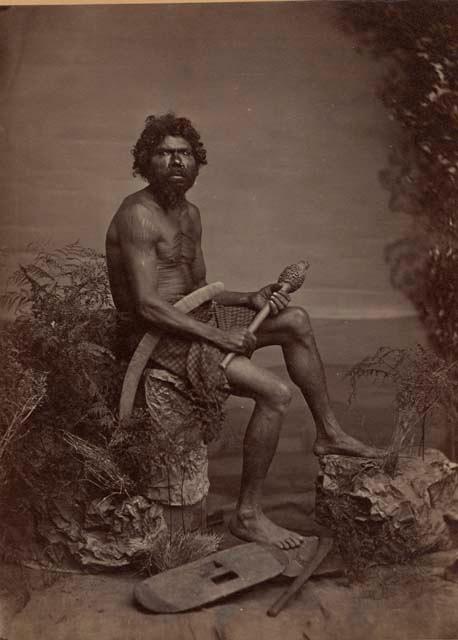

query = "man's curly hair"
[{"left": 132, "top": 113, "right": 208, "bottom": 181}]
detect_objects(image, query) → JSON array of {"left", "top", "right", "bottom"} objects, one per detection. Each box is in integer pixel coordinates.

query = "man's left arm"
[{"left": 189, "top": 205, "right": 290, "bottom": 316}]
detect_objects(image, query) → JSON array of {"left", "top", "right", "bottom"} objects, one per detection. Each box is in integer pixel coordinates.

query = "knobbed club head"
[{"left": 277, "top": 260, "right": 309, "bottom": 293}]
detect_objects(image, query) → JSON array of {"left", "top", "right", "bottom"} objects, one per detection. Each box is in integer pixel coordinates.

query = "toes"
[
  {"left": 275, "top": 532, "right": 304, "bottom": 550},
  {"left": 278, "top": 537, "right": 295, "bottom": 550},
  {"left": 283, "top": 535, "right": 303, "bottom": 549}
]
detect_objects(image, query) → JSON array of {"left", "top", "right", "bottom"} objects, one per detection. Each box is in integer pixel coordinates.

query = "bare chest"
[{"left": 156, "top": 213, "right": 196, "bottom": 266}]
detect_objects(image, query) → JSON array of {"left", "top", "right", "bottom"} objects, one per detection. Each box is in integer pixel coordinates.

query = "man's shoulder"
[
  {"left": 115, "top": 189, "right": 161, "bottom": 224},
  {"left": 186, "top": 201, "right": 202, "bottom": 224},
  {"left": 113, "top": 189, "right": 161, "bottom": 241},
  {"left": 119, "top": 188, "right": 159, "bottom": 214}
]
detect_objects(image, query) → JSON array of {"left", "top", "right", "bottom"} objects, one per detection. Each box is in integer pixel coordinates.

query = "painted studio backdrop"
[{"left": 0, "top": 2, "right": 424, "bottom": 367}]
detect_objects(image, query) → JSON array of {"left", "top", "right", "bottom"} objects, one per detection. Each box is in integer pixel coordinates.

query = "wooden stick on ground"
[{"left": 267, "top": 536, "right": 333, "bottom": 618}]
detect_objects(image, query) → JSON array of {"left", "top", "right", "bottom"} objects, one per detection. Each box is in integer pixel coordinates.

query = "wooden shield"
[{"left": 134, "top": 542, "right": 287, "bottom": 613}]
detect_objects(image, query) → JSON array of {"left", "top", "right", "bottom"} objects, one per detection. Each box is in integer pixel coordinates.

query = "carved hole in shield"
[
  {"left": 213, "top": 561, "right": 223, "bottom": 568},
  {"left": 211, "top": 570, "right": 239, "bottom": 585}
]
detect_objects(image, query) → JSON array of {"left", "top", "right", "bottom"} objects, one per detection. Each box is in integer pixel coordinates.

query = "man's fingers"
[
  {"left": 245, "top": 331, "right": 257, "bottom": 351},
  {"left": 269, "top": 300, "right": 280, "bottom": 315},
  {"left": 271, "top": 291, "right": 290, "bottom": 305},
  {"left": 236, "top": 329, "right": 256, "bottom": 351},
  {"left": 227, "top": 329, "right": 257, "bottom": 353},
  {"left": 269, "top": 292, "right": 289, "bottom": 314}
]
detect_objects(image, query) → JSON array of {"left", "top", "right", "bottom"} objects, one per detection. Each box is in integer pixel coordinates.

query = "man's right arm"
[{"left": 117, "top": 204, "right": 255, "bottom": 354}]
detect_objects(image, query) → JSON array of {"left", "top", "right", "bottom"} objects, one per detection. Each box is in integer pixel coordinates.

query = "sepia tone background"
[{"left": 0, "top": 2, "right": 425, "bottom": 365}]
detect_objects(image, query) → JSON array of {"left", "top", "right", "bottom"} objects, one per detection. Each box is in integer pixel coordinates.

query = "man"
[{"left": 106, "top": 113, "right": 381, "bottom": 550}]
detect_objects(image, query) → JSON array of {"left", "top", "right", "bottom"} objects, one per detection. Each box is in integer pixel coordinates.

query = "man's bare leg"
[
  {"left": 225, "top": 355, "right": 305, "bottom": 549},
  {"left": 257, "top": 307, "right": 384, "bottom": 458}
]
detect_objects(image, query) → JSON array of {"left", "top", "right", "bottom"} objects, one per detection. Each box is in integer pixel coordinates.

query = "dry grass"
[
  {"left": 346, "top": 346, "right": 458, "bottom": 474},
  {"left": 62, "top": 432, "right": 131, "bottom": 493},
  {"left": 138, "top": 529, "right": 222, "bottom": 574}
]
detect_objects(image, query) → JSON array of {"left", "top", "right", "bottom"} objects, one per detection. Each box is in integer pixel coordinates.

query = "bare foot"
[
  {"left": 229, "top": 509, "right": 304, "bottom": 550},
  {"left": 313, "top": 432, "right": 385, "bottom": 459}
]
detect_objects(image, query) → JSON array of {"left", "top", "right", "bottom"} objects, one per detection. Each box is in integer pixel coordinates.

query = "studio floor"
[{"left": 3, "top": 360, "right": 457, "bottom": 640}]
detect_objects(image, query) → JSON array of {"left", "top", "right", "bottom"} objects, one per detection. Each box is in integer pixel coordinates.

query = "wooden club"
[{"left": 220, "top": 260, "right": 309, "bottom": 371}]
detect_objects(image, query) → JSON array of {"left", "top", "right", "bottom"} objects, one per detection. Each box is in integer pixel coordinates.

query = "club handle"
[{"left": 220, "top": 283, "right": 290, "bottom": 372}]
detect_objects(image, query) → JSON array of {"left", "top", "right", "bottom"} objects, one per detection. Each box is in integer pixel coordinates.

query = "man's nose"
[{"left": 170, "top": 153, "right": 183, "bottom": 166}]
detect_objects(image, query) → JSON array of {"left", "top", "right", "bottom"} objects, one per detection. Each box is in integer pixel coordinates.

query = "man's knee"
[
  {"left": 262, "top": 379, "right": 292, "bottom": 414},
  {"left": 284, "top": 306, "right": 313, "bottom": 343}
]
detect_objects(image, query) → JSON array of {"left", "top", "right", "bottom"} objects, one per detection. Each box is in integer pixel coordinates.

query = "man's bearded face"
[{"left": 147, "top": 135, "right": 199, "bottom": 206}]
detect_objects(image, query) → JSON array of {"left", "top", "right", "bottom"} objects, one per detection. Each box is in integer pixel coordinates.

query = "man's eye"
[{"left": 182, "top": 151, "right": 191, "bottom": 157}]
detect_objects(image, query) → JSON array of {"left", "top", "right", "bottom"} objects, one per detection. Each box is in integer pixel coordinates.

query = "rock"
[
  {"left": 315, "top": 448, "right": 458, "bottom": 567},
  {"left": 162, "top": 499, "right": 208, "bottom": 535},
  {"left": 36, "top": 494, "right": 166, "bottom": 570},
  {"left": 29, "top": 366, "right": 212, "bottom": 571},
  {"left": 144, "top": 368, "right": 211, "bottom": 506}
]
